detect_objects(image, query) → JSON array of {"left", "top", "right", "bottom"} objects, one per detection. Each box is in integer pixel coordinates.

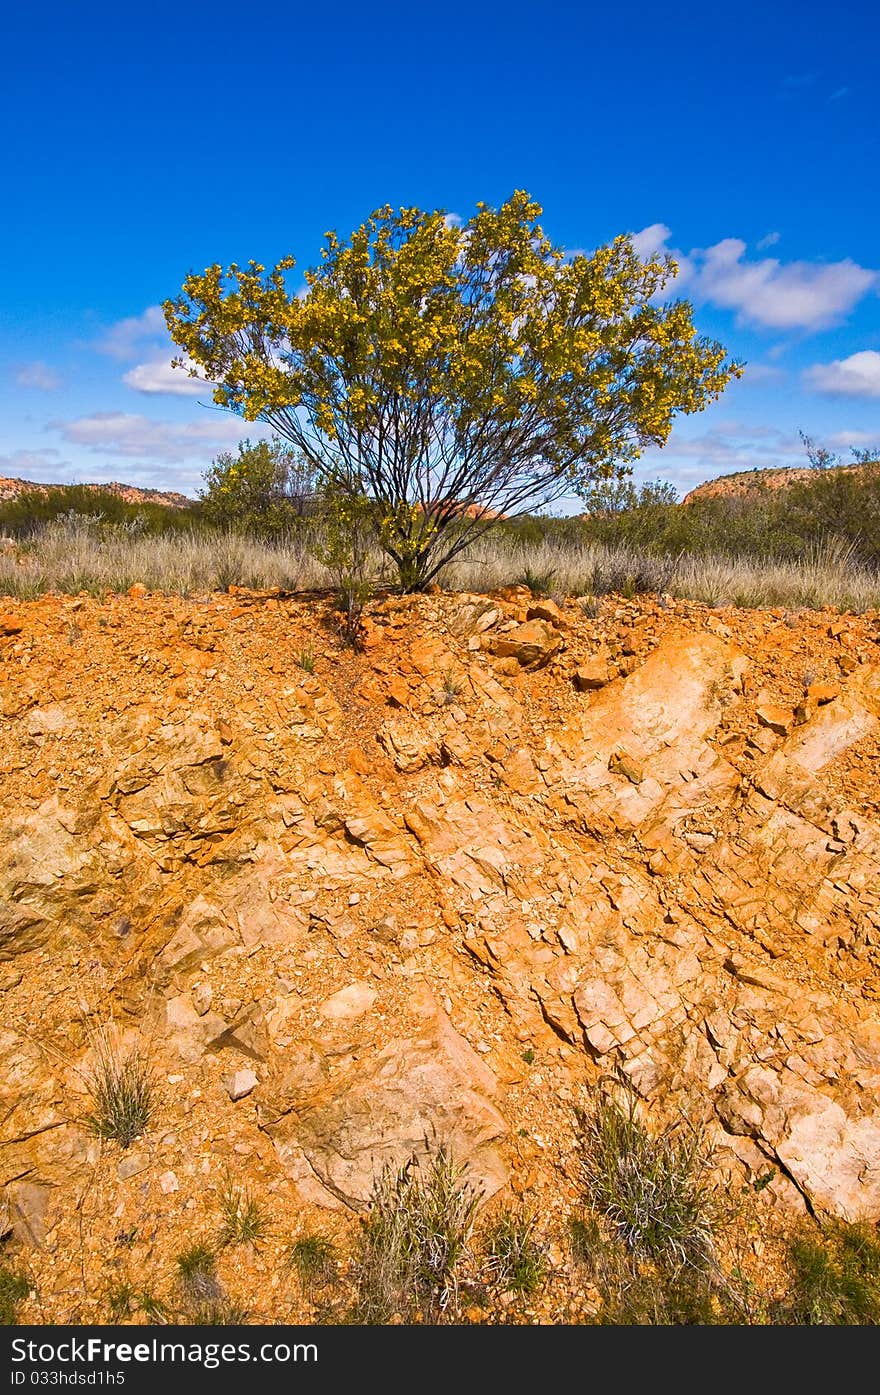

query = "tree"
[
  {"left": 165, "top": 192, "right": 741, "bottom": 591},
  {"left": 201, "top": 436, "right": 317, "bottom": 533}
]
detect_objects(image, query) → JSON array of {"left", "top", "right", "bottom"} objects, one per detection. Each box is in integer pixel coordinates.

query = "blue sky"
[{"left": 2, "top": 0, "right": 878, "bottom": 502}]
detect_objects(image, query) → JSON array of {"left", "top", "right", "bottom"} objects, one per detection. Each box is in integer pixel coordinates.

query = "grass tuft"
[
  {"left": 217, "top": 1174, "right": 267, "bottom": 1247},
  {"left": 576, "top": 1088, "right": 715, "bottom": 1272},
  {"left": 483, "top": 1209, "right": 547, "bottom": 1296},
  {"left": 351, "top": 1146, "right": 482, "bottom": 1323},
  {"left": 84, "top": 1028, "right": 153, "bottom": 1149},
  {"left": 288, "top": 1233, "right": 339, "bottom": 1288}
]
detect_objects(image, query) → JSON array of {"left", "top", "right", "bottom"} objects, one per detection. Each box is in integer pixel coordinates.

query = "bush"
[{"left": 201, "top": 438, "right": 318, "bottom": 535}]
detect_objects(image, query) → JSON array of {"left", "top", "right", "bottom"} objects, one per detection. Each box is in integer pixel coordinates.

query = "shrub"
[{"left": 351, "top": 1147, "right": 482, "bottom": 1322}]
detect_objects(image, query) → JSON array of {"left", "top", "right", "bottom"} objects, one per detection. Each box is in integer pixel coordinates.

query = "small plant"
[
  {"left": 296, "top": 646, "right": 316, "bottom": 674},
  {"left": 440, "top": 667, "right": 462, "bottom": 706},
  {"left": 314, "top": 479, "right": 375, "bottom": 646},
  {"left": 84, "top": 1027, "right": 153, "bottom": 1149},
  {"left": 138, "top": 1288, "right": 172, "bottom": 1324},
  {"left": 576, "top": 1087, "right": 715, "bottom": 1272},
  {"left": 517, "top": 566, "right": 555, "bottom": 598},
  {"left": 106, "top": 1280, "right": 137, "bottom": 1320},
  {"left": 578, "top": 593, "right": 601, "bottom": 617},
  {"left": 776, "top": 1221, "right": 880, "bottom": 1325},
  {"left": 191, "top": 1299, "right": 251, "bottom": 1325},
  {"left": 351, "top": 1147, "right": 482, "bottom": 1323},
  {"left": 175, "top": 1244, "right": 223, "bottom": 1307},
  {"left": 289, "top": 1233, "right": 338, "bottom": 1288},
  {"left": 0, "top": 1263, "right": 29, "bottom": 1325},
  {"left": 483, "top": 1209, "right": 547, "bottom": 1296},
  {"left": 217, "top": 1174, "right": 267, "bottom": 1246},
  {"left": 521, "top": 1047, "right": 535, "bottom": 1066}
]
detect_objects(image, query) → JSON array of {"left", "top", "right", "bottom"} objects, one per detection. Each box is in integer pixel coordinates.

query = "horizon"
[{"left": 2, "top": 0, "right": 877, "bottom": 504}]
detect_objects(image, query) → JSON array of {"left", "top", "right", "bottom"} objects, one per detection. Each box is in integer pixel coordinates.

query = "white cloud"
[
  {"left": 48, "top": 412, "right": 267, "bottom": 463},
  {"left": 94, "top": 306, "right": 167, "bottom": 361},
  {"left": 14, "top": 361, "right": 63, "bottom": 391},
  {"left": 638, "top": 420, "right": 807, "bottom": 489},
  {"left": 629, "top": 223, "right": 672, "bottom": 260},
  {"left": 804, "top": 350, "right": 880, "bottom": 399},
  {"left": 123, "top": 358, "right": 211, "bottom": 396},
  {"left": 828, "top": 429, "right": 879, "bottom": 448},
  {"left": 0, "top": 448, "right": 68, "bottom": 480},
  {"left": 830, "top": 86, "right": 849, "bottom": 101},
  {"left": 629, "top": 225, "right": 877, "bottom": 331},
  {"left": 757, "top": 231, "right": 781, "bottom": 251}
]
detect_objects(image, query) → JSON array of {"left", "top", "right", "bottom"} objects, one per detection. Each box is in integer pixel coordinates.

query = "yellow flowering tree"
[{"left": 164, "top": 192, "right": 741, "bottom": 591}]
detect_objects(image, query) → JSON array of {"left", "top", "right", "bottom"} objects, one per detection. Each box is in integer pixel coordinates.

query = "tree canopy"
[{"left": 165, "top": 192, "right": 741, "bottom": 590}]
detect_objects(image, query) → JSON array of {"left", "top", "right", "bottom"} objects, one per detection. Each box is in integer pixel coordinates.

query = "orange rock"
[
  {"left": 489, "top": 619, "right": 562, "bottom": 668},
  {"left": 128, "top": 583, "right": 147, "bottom": 600},
  {"left": 526, "top": 599, "right": 565, "bottom": 628},
  {"left": 807, "top": 681, "right": 839, "bottom": 706},
  {"left": 756, "top": 704, "right": 792, "bottom": 736},
  {"left": 573, "top": 660, "right": 611, "bottom": 691}
]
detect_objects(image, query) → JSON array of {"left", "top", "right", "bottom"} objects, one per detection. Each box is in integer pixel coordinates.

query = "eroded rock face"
[
  {"left": 3, "top": 586, "right": 880, "bottom": 1276},
  {"left": 259, "top": 990, "right": 507, "bottom": 1209}
]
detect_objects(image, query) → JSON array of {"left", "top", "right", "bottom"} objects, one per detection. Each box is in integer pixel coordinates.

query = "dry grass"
[{"left": 1, "top": 516, "right": 878, "bottom": 612}]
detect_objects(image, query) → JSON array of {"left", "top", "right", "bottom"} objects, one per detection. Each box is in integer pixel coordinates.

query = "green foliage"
[
  {"left": 577, "top": 458, "right": 880, "bottom": 570},
  {"left": 483, "top": 1209, "right": 547, "bottom": 1295},
  {"left": 351, "top": 1147, "right": 482, "bottom": 1322},
  {"left": 313, "top": 478, "right": 375, "bottom": 644},
  {"left": 85, "top": 1028, "right": 153, "bottom": 1149},
  {"left": 0, "top": 1262, "right": 29, "bottom": 1324},
  {"left": 516, "top": 565, "right": 556, "bottom": 597},
  {"left": 201, "top": 437, "right": 317, "bottom": 535},
  {"left": 296, "top": 646, "right": 316, "bottom": 673},
  {"left": 217, "top": 1175, "right": 267, "bottom": 1246},
  {"left": 576, "top": 1089, "right": 715, "bottom": 1271},
  {"left": 288, "top": 1233, "right": 339, "bottom": 1288},
  {"left": 775, "top": 1221, "right": 880, "bottom": 1325},
  {"left": 0, "top": 486, "right": 200, "bottom": 540},
  {"left": 166, "top": 191, "right": 739, "bottom": 592},
  {"left": 175, "top": 1244, "right": 223, "bottom": 1308}
]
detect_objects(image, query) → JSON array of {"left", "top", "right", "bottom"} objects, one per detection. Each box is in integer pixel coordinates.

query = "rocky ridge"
[{"left": 1, "top": 584, "right": 880, "bottom": 1319}]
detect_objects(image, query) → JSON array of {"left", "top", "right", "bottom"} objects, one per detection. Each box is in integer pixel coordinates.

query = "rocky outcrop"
[{"left": 2, "top": 585, "right": 880, "bottom": 1322}]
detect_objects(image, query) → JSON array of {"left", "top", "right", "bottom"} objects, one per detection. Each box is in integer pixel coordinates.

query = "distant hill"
[
  {"left": 0, "top": 475, "right": 194, "bottom": 508},
  {"left": 682, "top": 462, "right": 870, "bottom": 505}
]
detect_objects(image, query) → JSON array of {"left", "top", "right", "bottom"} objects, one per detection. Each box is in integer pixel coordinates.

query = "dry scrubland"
[
  {"left": 2, "top": 577, "right": 880, "bottom": 1325},
  {"left": 2, "top": 516, "right": 880, "bottom": 613}
]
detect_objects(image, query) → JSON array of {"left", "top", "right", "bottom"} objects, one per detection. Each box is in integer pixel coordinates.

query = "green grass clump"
[
  {"left": 217, "top": 1175, "right": 267, "bottom": 1246},
  {"left": 289, "top": 1233, "right": 338, "bottom": 1288},
  {"left": 85, "top": 1030, "right": 153, "bottom": 1149},
  {"left": 351, "top": 1147, "right": 481, "bottom": 1323},
  {"left": 576, "top": 1090, "right": 715, "bottom": 1271},
  {"left": 0, "top": 1264, "right": 29, "bottom": 1324},
  {"left": 775, "top": 1221, "right": 880, "bottom": 1325},
  {"left": 483, "top": 1209, "right": 547, "bottom": 1296},
  {"left": 175, "top": 1244, "right": 223, "bottom": 1307}
]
